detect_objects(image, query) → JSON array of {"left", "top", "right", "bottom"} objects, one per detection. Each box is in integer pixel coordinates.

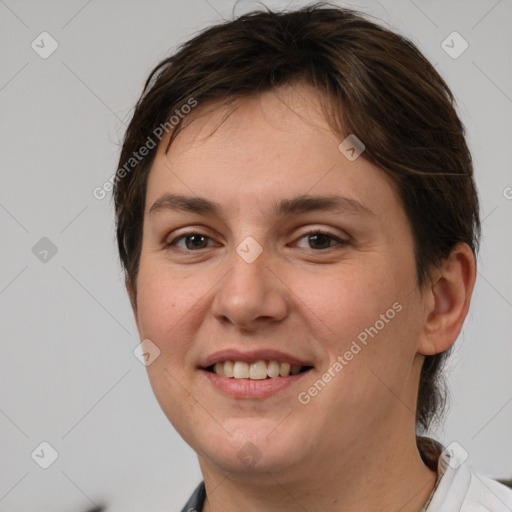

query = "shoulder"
[
  {"left": 418, "top": 437, "right": 512, "bottom": 512},
  {"left": 462, "top": 471, "right": 512, "bottom": 511},
  {"left": 427, "top": 461, "right": 512, "bottom": 512}
]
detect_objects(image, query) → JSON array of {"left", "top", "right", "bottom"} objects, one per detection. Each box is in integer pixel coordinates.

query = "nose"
[{"left": 211, "top": 247, "right": 290, "bottom": 332}]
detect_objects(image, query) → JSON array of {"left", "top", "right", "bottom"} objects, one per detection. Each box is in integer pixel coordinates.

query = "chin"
[
  {"left": 205, "top": 443, "right": 301, "bottom": 476},
  {"left": 191, "top": 420, "right": 307, "bottom": 475}
]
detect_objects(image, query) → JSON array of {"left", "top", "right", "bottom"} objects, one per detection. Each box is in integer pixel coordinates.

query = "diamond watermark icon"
[
  {"left": 31, "top": 441, "right": 59, "bottom": 469},
  {"left": 440, "top": 441, "right": 469, "bottom": 469},
  {"left": 31, "top": 32, "right": 59, "bottom": 59},
  {"left": 32, "top": 237, "right": 58, "bottom": 263},
  {"left": 338, "top": 134, "right": 365, "bottom": 161},
  {"left": 237, "top": 442, "right": 262, "bottom": 467},
  {"left": 441, "top": 31, "right": 468, "bottom": 59},
  {"left": 134, "top": 338, "right": 161, "bottom": 366},
  {"left": 236, "top": 236, "right": 263, "bottom": 264}
]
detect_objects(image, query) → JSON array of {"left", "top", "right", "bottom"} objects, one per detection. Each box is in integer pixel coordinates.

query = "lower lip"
[{"left": 201, "top": 369, "right": 311, "bottom": 399}]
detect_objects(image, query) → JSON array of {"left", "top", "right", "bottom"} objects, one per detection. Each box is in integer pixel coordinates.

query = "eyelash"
[{"left": 164, "top": 229, "right": 349, "bottom": 252}]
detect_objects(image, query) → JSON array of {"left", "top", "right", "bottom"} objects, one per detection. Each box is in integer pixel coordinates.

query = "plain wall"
[{"left": 1, "top": 0, "right": 511, "bottom": 510}]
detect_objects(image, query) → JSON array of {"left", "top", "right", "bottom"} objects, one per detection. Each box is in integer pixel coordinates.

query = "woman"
[{"left": 112, "top": 4, "right": 512, "bottom": 511}]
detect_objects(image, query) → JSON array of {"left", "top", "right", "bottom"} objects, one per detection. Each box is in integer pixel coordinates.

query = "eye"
[
  {"left": 164, "top": 229, "right": 349, "bottom": 252},
  {"left": 294, "top": 230, "right": 348, "bottom": 250},
  {"left": 165, "top": 232, "right": 216, "bottom": 251}
]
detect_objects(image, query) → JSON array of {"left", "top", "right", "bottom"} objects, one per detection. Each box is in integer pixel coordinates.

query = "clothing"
[
  {"left": 180, "top": 436, "right": 512, "bottom": 511},
  {"left": 417, "top": 437, "right": 512, "bottom": 512},
  {"left": 181, "top": 481, "right": 205, "bottom": 512}
]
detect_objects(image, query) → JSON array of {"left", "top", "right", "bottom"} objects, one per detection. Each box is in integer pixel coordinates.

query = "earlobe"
[{"left": 418, "top": 243, "right": 477, "bottom": 356}]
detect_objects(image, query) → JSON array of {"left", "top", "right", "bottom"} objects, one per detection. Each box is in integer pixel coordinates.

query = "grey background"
[{"left": 1, "top": 0, "right": 511, "bottom": 510}]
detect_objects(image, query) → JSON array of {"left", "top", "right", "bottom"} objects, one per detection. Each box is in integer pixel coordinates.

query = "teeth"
[
  {"left": 279, "top": 362, "right": 290, "bottom": 377},
  {"left": 249, "top": 360, "right": 267, "bottom": 380},
  {"left": 214, "top": 362, "right": 224, "bottom": 376},
  {"left": 267, "top": 360, "right": 280, "bottom": 378},
  {"left": 233, "top": 361, "right": 249, "bottom": 379},
  {"left": 224, "top": 360, "right": 234, "bottom": 378},
  {"left": 211, "top": 360, "right": 307, "bottom": 379}
]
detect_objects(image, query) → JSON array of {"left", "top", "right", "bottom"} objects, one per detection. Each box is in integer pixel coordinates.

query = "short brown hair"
[{"left": 113, "top": 3, "right": 480, "bottom": 432}]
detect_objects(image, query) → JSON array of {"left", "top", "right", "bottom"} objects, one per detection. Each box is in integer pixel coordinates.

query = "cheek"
[
  {"left": 291, "top": 257, "right": 404, "bottom": 342},
  {"left": 134, "top": 265, "right": 204, "bottom": 437},
  {"left": 296, "top": 256, "right": 420, "bottom": 388},
  {"left": 134, "top": 262, "right": 203, "bottom": 370},
  {"left": 135, "top": 258, "right": 192, "bottom": 335}
]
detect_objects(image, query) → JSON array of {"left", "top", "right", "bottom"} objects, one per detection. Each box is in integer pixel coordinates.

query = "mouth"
[
  {"left": 198, "top": 350, "right": 314, "bottom": 398},
  {"left": 205, "top": 360, "right": 313, "bottom": 379}
]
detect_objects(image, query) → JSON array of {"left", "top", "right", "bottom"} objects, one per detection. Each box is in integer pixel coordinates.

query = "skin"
[{"left": 127, "top": 83, "right": 476, "bottom": 511}]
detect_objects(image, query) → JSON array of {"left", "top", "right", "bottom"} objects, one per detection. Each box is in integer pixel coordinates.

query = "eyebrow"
[{"left": 148, "top": 193, "right": 375, "bottom": 218}]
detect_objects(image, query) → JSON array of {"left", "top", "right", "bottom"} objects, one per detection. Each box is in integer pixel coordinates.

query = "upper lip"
[{"left": 199, "top": 349, "right": 313, "bottom": 369}]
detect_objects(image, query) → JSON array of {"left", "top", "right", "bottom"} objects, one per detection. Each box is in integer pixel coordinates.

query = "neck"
[{"left": 199, "top": 426, "right": 437, "bottom": 512}]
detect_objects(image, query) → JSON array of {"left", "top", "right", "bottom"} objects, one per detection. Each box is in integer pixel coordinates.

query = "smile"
[{"left": 208, "top": 360, "right": 312, "bottom": 380}]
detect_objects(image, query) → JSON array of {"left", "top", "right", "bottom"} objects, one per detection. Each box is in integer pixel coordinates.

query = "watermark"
[
  {"left": 31, "top": 441, "right": 59, "bottom": 469},
  {"left": 93, "top": 97, "right": 198, "bottom": 200},
  {"left": 236, "top": 236, "right": 263, "bottom": 263},
  {"left": 31, "top": 31, "right": 59, "bottom": 59},
  {"left": 338, "top": 134, "right": 365, "bottom": 161},
  {"left": 237, "top": 442, "right": 262, "bottom": 467},
  {"left": 32, "top": 236, "right": 58, "bottom": 263},
  {"left": 440, "top": 441, "right": 469, "bottom": 469},
  {"left": 297, "top": 301, "right": 403, "bottom": 405},
  {"left": 133, "top": 338, "right": 161, "bottom": 366},
  {"left": 441, "top": 31, "right": 468, "bottom": 59}
]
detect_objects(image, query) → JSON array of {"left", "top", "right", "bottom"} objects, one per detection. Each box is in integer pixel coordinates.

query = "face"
[{"left": 130, "top": 84, "right": 429, "bottom": 478}]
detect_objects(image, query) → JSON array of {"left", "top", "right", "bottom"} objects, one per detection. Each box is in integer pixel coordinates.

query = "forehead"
[{"left": 144, "top": 84, "right": 402, "bottom": 222}]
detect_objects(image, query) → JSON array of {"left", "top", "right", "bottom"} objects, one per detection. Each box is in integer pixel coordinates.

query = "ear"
[
  {"left": 125, "top": 275, "right": 140, "bottom": 334},
  {"left": 418, "top": 242, "right": 477, "bottom": 356}
]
